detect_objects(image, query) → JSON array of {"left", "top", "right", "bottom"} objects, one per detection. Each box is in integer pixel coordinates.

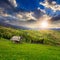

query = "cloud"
[
  {"left": 40, "top": 0, "right": 60, "bottom": 12},
  {"left": 8, "top": 0, "right": 17, "bottom": 7},
  {"left": 1, "top": 0, "right": 60, "bottom": 28},
  {"left": 0, "top": 5, "right": 37, "bottom": 22},
  {"left": 51, "top": 15, "right": 60, "bottom": 21},
  {"left": 0, "top": 5, "right": 45, "bottom": 28},
  {"left": 0, "top": 1, "right": 44, "bottom": 22},
  {"left": 15, "top": 12, "right": 37, "bottom": 21}
]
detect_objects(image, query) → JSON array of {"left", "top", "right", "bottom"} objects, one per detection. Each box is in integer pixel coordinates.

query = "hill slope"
[
  {"left": 0, "top": 26, "right": 60, "bottom": 60},
  {"left": 0, "top": 38, "right": 60, "bottom": 60},
  {"left": 0, "top": 26, "right": 60, "bottom": 45}
]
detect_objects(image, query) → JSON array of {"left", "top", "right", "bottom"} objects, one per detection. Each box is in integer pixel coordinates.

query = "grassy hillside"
[
  {"left": 0, "top": 38, "right": 60, "bottom": 60},
  {"left": 0, "top": 26, "right": 60, "bottom": 60},
  {"left": 0, "top": 26, "right": 60, "bottom": 45}
]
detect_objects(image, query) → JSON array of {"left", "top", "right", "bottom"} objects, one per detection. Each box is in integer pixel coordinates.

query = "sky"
[{"left": 0, "top": 0, "right": 60, "bottom": 29}]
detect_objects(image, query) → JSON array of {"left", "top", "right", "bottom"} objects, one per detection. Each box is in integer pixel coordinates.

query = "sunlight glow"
[{"left": 41, "top": 20, "right": 48, "bottom": 28}]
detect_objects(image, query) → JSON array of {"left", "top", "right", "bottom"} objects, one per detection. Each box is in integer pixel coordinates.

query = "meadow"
[
  {"left": 0, "top": 38, "right": 60, "bottom": 60},
  {"left": 0, "top": 26, "right": 60, "bottom": 60}
]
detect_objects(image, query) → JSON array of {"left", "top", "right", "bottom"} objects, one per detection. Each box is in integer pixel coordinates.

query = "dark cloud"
[
  {"left": 33, "top": 9, "right": 45, "bottom": 19},
  {"left": 0, "top": 0, "right": 14, "bottom": 8},
  {"left": 47, "top": 0, "right": 57, "bottom": 4},
  {"left": 51, "top": 15, "right": 60, "bottom": 21},
  {"left": 0, "top": 0, "right": 60, "bottom": 28},
  {"left": 0, "top": 0, "right": 16, "bottom": 15}
]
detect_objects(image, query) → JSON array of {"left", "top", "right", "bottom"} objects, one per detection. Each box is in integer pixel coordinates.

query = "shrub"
[{"left": 0, "top": 26, "right": 60, "bottom": 45}]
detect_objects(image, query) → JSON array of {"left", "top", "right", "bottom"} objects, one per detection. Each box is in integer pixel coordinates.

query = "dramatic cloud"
[
  {"left": 40, "top": 0, "right": 60, "bottom": 12},
  {"left": 0, "top": 0, "right": 44, "bottom": 22},
  {"left": 0, "top": 1, "right": 36, "bottom": 22},
  {"left": 16, "top": 12, "right": 37, "bottom": 21},
  {"left": 0, "top": 0, "right": 60, "bottom": 29},
  {"left": 51, "top": 15, "right": 60, "bottom": 21},
  {"left": 8, "top": 0, "right": 17, "bottom": 7}
]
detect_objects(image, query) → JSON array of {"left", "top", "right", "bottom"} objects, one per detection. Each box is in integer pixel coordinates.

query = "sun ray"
[{"left": 40, "top": 20, "right": 49, "bottom": 28}]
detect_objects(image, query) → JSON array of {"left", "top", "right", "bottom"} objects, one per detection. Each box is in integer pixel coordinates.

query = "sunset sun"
[{"left": 41, "top": 20, "right": 48, "bottom": 28}]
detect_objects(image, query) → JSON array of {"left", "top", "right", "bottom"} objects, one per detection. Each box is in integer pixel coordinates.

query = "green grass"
[
  {"left": 0, "top": 26, "right": 60, "bottom": 45},
  {"left": 0, "top": 26, "right": 60, "bottom": 60},
  {"left": 0, "top": 38, "right": 60, "bottom": 60}
]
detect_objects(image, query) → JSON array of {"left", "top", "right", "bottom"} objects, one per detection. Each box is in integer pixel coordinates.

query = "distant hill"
[{"left": 0, "top": 26, "right": 60, "bottom": 45}]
